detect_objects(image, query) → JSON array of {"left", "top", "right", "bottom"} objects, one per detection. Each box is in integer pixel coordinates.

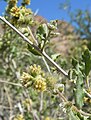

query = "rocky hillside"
[{"left": 34, "top": 16, "right": 79, "bottom": 55}]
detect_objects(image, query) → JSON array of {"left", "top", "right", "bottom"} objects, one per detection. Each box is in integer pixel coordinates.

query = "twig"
[
  {"left": 4, "top": 85, "right": 13, "bottom": 120},
  {"left": 57, "top": 90, "right": 91, "bottom": 117},
  {"left": 43, "top": 50, "right": 68, "bottom": 76},
  {"left": 39, "top": 92, "right": 43, "bottom": 112},
  {"left": 71, "top": 105, "right": 91, "bottom": 117},
  {"left": 0, "top": 105, "right": 12, "bottom": 109},
  {"left": 27, "top": 26, "right": 38, "bottom": 45},
  {"left": 0, "top": 79, "right": 22, "bottom": 87},
  {"left": 57, "top": 90, "right": 67, "bottom": 102},
  {"left": 84, "top": 89, "right": 91, "bottom": 99},
  {"left": 80, "top": 110, "right": 91, "bottom": 116},
  {"left": 0, "top": 16, "right": 68, "bottom": 78},
  {"left": 86, "top": 76, "right": 90, "bottom": 90},
  {"left": 42, "top": 56, "right": 51, "bottom": 73}
]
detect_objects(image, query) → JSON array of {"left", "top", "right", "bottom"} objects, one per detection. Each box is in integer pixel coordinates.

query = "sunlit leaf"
[
  {"left": 75, "top": 71, "right": 84, "bottom": 108},
  {"left": 36, "top": 23, "right": 49, "bottom": 41},
  {"left": 82, "top": 49, "right": 91, "bottom": 76}
]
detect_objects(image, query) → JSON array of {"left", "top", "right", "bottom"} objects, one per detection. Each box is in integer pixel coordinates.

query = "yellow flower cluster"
[
  {"left": 10, "top": 6, "right": 32, "bottom": 18},
  {"left": 30, "top": 64, "right": 44, "bottom": 77},
  {"left": 20, "top": 64, "right": 47, "bottom": 91},
  {"left": 45, "top": 117, "right": 53, "bottom": 120},
  {"left": 20, "top": 7, "right": 32, "bottom": 16},
  {"left": 22, "top": 98, "right": 32, "bottom": 107},
  {"left": 10, "top": 7, "right": 32, "bottom": 25},
  {"left": 22, "top": 0, "right": 31, "bottom": 5},
  {"left": 34, "top": 75, "right": 46, "bottom": 91},
  {"left": 21, "top": 72, "right": 33, "bottom": 87},
  {"left": 10, "top": 6, "right": 33, "bottom": 26},
  {"left": 9, "top": 0, "right": 17, "bottom": 5},
  {"left": 14, "top": 114, "right": 25, "bottom": 120},
  {"left": 10, "top": 6, "right": 20, "bottom": 18}
]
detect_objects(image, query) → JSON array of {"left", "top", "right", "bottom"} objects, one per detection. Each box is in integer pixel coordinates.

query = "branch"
[
  {"left": 39, "top": 92, "right": 43, "bottom": 112},
  {"left": 0, "top": 79, "right": 22, "bottom": 87},
  {"left": 4, "top": 85, "right": 13, "bottom": 119},
  {"left": 0, "top": 16, "right": 68, "bottom": 78},
  {"left": 84, "top": 89, "right": 91, "bottom": 99},
  {"left": 42, "top": 56, "right": 51, "bottom": 73},
  {"left": 57, "top": 90, "right": 67, "bottom": 102}
]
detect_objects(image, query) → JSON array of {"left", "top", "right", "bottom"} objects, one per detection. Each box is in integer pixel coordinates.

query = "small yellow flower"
[
  {"left": 22, "top": 98, "right": 32, "bottom": 107},
  {"left": 21, "top": 72, "right": 33, "bottom": 87},
  {"left": 30, "top": 64, "right": 42, "bottom": 77},
  {"left": 34, "top": 75, "right": 46, "bottom": 91},
  {"left": 45, "top": 117, "right": 51, "bottom": 120},
  {"left": 22, "top": 0, "right": 31, "bottom": 5},
  {"left": 9, "top": 0, "right": 17, "bottom": 5},
  {"left": 14, "top": 114, "right": 25, "bottom": 120},
  {"left": 20, "top": 7, "right": 32, "bottom": 16},
  {"left": 10, "top": 6, "right": 20, "bottom": 18},
  {"left": 22, "top": 98, "right": 32, "bottom": 111}
]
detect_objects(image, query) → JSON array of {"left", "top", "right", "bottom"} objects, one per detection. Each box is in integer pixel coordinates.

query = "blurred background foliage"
[{"left": 0, "top": 0, "right": 91, "bottom": 119}]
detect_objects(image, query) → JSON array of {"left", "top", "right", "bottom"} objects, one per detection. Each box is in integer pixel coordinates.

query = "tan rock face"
[{"left": 34, "top": 15, "right": 47, "bottom": 24}]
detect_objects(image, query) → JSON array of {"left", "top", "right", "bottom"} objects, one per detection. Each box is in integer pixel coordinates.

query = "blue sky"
[{"left": 0, "top": 0, "right": 91, "bottom": 22}]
